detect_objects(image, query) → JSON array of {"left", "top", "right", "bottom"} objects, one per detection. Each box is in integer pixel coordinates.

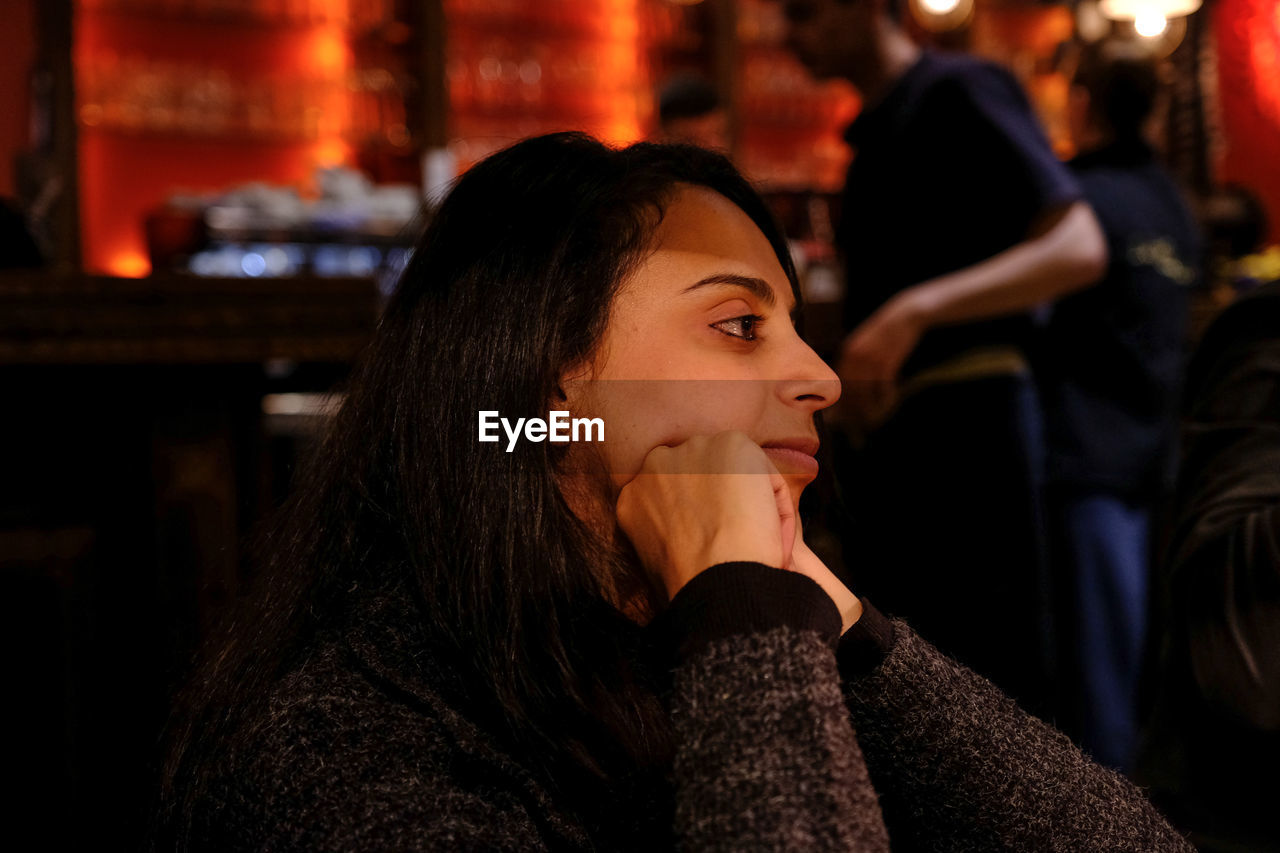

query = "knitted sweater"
[{"left": 193, "top": 563, "right": 1191, "bottom": 851}]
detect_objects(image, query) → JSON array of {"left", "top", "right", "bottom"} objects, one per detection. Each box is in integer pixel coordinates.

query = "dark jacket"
[
  {"left": 194, "top": 563, "right": 1191, "bottom": 851},
  {"left": 838, "top": 50, "right": 1080, "bottom": 377},
  {"left": 1137, "top": 282, "right": 1280, "bottom": 852},
  {"left": 1037, "top": 139, "right": 1199, "bottom": 498}
]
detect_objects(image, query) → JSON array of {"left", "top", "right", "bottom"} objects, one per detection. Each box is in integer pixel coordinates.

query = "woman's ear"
[{"left": 556, "top": 358, "right": 594, "bottom": 410}]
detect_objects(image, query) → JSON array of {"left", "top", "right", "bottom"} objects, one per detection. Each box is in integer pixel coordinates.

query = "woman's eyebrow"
[{"left": 683, "top": 273, "right": 797, "bottom": 317}]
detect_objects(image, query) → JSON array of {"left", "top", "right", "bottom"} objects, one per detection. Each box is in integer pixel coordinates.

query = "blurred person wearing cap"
[
  {"left": 1036, "top": 49, "right": 1200, "bottom": 774},
  {"left": 779, "top": 0, "right": 1108, "bottom": 720},
  {"left": 655, "top": 73, "right": 730, "bottom": 152}
]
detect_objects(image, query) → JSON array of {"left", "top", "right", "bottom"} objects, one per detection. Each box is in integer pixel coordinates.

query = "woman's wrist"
[
  {"left": 662, "top": 544, "right": 783, "bottom": 601},
  {"left": 650, "top": 562, "right": 843, "bottom": 661},
  {"left": 836, "top": 598, "right": 896, "bottom": 681},
  {"left": 839, "top": 593, "right": 863, "bottom": 636},
  {"left": 785, "top": 526, "right": 862, "bottom": 635}
]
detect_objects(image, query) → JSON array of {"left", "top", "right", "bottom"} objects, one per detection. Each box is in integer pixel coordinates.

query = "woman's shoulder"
[
  {"left": 250, "top": 635, "right": 456, "bottom": 758},
  {"left": 241, "top": 589, "right": 544, "bottom": 792},
  {"left": 213, "top": 637, "right": 460, "bottom": 804},
  {"left": 198, "top": 634, "right": 577, "bottom": 851}
]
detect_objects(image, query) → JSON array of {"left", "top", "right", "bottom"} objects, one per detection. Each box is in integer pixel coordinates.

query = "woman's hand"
[
  {"left": 788, "top": 518, "right": 863, "bottom": 634},
  {"left": 616, "top": 431, "right": 795, "bottom": 600},
  {"left": 616, "top": 432, "right": 865, "bottom": 635}
]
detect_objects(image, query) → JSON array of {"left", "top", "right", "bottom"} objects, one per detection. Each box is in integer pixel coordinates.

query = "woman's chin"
[{"left": 784, "top": 477, "right": 809, "bottom": 511}]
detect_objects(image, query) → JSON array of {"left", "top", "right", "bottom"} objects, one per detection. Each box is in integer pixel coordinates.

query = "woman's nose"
[{"left": 776, "top": 336, "right": 841, "bottom": 412}]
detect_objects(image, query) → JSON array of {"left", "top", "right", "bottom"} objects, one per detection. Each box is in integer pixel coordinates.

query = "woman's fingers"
[
  {"left": 616, "top": 431, "right": 790, "bottom": 599},
  {"left": 772, "top": 465, "right": 796, "bottom": 572}
]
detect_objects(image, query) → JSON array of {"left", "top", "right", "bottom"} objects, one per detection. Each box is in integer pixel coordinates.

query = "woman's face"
[{"left": 564, "top": 185, "right": 840, "bottom": 511}]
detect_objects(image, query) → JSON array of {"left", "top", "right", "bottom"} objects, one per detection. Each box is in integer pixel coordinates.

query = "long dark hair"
[{"left": 157, "top": 132, "right": 802, "bottom": 845}]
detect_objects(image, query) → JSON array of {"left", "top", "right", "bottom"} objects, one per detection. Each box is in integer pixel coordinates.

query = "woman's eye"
[{"left": 711, "top": 315, "right": 762, "bottom": 341}]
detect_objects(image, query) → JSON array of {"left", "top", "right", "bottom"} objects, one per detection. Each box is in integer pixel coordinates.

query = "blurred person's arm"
[
  {"left": 894, "top": 200, "right": 1107, "bottom": 327},
  {"left": 836, "top": 61, "right": 1106, "bottom": 413},
  {"left": 838, "top": 201, "right": 1106, "bottom": 419}
]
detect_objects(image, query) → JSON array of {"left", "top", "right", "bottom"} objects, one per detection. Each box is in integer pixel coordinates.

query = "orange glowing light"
[
  {"left": 313, "top": 138, "right": 351, "bottom": 168},
  {"left": 107, "top": 251, "right": 151, "bottom": 278},
  {"left": 597, "top": 0, "right": 642, "bottom": 145},
  {"left": 304, "top": 7, "right": 352, "bottom": 171},
  {"left": 307, "top": 28, "right": 348, "bottom": 76},
  {"left": 75, "top": 0, "right": 360, "bottom": 275},
  {"left": 602, "top": 119, "right": 643, "bottom": 146}
]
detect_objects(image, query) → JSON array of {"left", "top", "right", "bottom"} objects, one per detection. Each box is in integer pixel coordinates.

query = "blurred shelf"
[
  {"left": 77, "top": 0, "right": 394, "bottom": 32},
  {"left": 76, "top": 122, "right": 329, "bottom": 146},
  {"left": 450, "top": 101, "right": 621, "bottom": 124},
  {"left": 0, "top": 272, "right": 380, "bottom": 365},
  {"left": 78, "top": 6, "right": 343, "bottom": 31},
  {"left": 740, "top": 112, "right": 847, "bottom": 131},
  {"left": 443, "top": 5, "right": 621, "bottom": 42}
]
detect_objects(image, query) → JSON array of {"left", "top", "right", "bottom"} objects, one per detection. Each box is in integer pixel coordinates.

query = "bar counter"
[
  {"left": 0, "top": 272, "right": 380, "bottom": 364},
  {"left": 0, "top": 270, "right": 379, "bottom": 848}
]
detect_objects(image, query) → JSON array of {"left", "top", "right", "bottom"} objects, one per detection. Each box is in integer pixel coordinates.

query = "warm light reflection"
[
  {"left": 107, "top": 251, "right": 151, "bottom": 279},
  {"left": 304, "top": 9, "right": 352, "bottom": 177},
  {"left": 921, "top": 0, "right": 962, "bottom": 15},
  {"left": 1134, "top": 8, "right": 1169, "bottom": 36},
  {"left": 909, "top": 0, "right": 974, "bottom": 32},
  {"left": 307, "top": 28, "right": 348, "bottom": 76},
  {"left": 1098, "top": 0, "right": 1202, "bottom": 21},
  {"left": 601, "top": 0, "right": 643, "bottom": 145},
  {"left": 313, "top": 138, "right": 351, "bottom": 168}
]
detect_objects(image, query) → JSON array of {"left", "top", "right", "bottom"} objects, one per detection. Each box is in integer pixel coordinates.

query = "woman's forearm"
[
  {"left": 661, "top": 564, "right": 890, "bottom": 851},
  {"left": 840, "top": 622, "right": 1194, "bottom": 851}
]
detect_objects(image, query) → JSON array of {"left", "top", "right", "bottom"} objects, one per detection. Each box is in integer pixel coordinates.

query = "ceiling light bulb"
[{"left": 1135, "top": 7, "right": 1168, "bottom": 36}]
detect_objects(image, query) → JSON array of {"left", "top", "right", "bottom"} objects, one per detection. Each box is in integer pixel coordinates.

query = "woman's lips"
[{"left": 761, "top": 443, "right": 819, "bottom": 479}]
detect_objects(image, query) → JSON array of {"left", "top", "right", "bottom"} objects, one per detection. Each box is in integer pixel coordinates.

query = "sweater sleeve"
[
  {"left": 652, "top": 562, "right": 890, "bottom": 852},
  {"left": 839, "top": 619, "right": 1195, "bottom": 852}
]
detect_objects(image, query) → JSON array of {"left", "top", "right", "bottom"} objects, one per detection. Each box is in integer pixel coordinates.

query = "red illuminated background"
[
  {"left": 0, "top": 1, "right": 38, "bottom": 200},
  {"left": 2, "top": 0, "right": 1279, "bottom": 270},
  {"left": 1215, "top": 0, "right": 1280, "bottom": 244},
  {"left": 75, "top": 1, "right": 355, "bottom": 277}
]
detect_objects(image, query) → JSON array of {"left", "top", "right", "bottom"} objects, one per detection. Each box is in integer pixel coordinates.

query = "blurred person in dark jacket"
[
  {"left": 1036, "top": 50, "right": 1200, "bottom": 771},
  {"left": 779, "top": 0, "right": 1107, "bottom": 718},
  {"left": 1136, "top": 278, "right": 1280, "bottom": 852}
]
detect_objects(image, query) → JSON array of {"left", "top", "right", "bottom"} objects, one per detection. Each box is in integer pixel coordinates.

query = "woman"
[{"left": 157, "top": 133, "right": 1189, "bottom": 851}]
